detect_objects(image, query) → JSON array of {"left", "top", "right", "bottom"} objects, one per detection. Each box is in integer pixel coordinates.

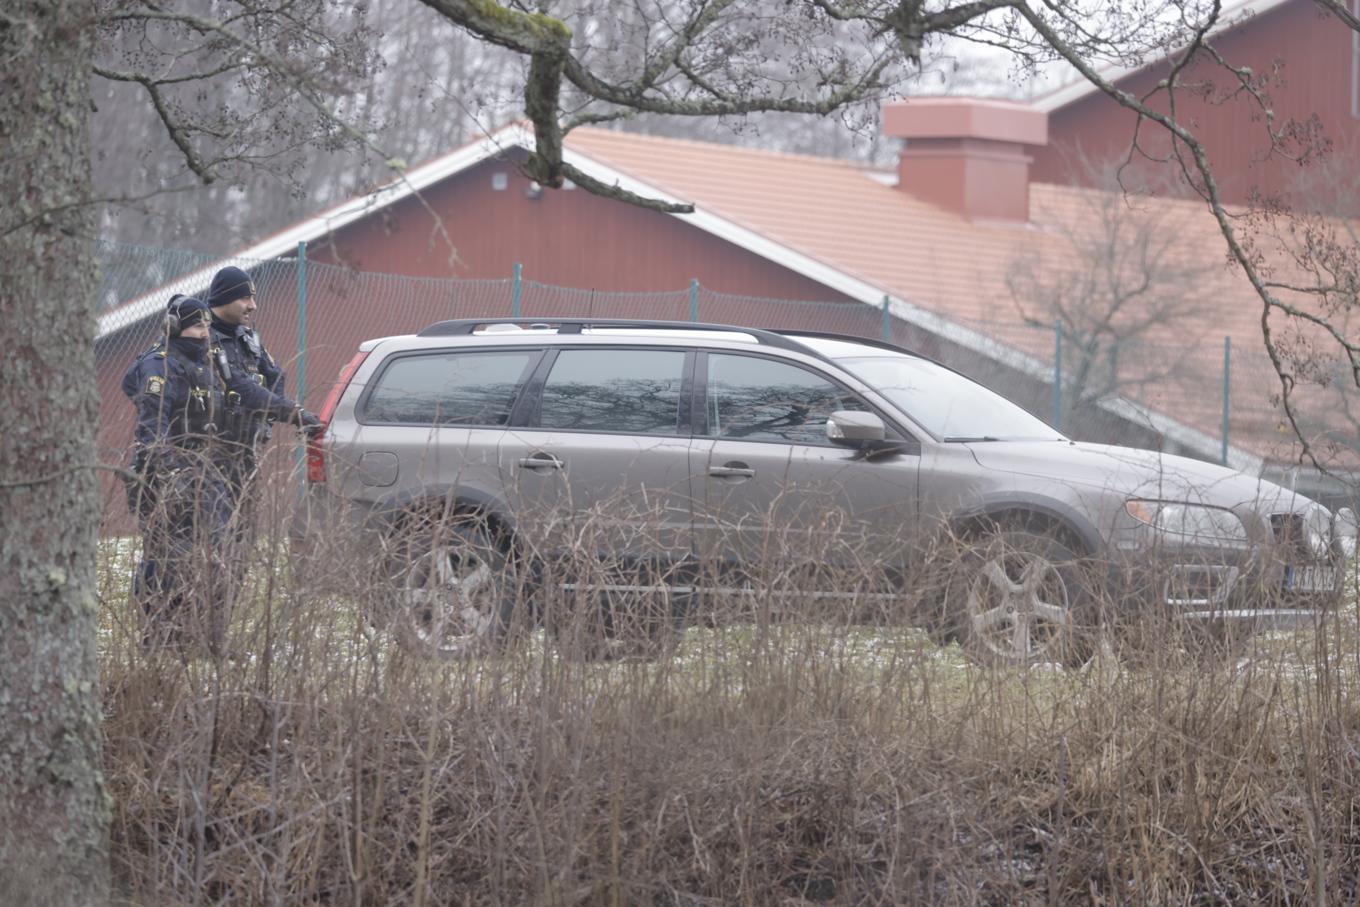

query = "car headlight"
[
  {"left": 1334, "top": 507, "right": 1357, "bottom": 559},
  {"left": 1125, "top": 499, "right": 1249, "bottom": 545}
]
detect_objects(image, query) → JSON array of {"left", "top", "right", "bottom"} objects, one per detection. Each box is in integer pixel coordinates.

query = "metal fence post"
[
  {"left": 881, "top": 295, "right": 891, "bottom": 341},
  {"left": 1052, "top": 320, "right": 1063, "bottom": 431},
  {"left": 1221, "top": 335, "right": 1231, "bottom": 465},
  {"left": 295, "top": 240, "right": 308, "bottom": 493},
  {"left": 295, "top": 241, "right": 308, "bottom": 402},
  {"left": 511, "top": 262, "right": 522, "bottom": 318},
  {"left": 690, "top": 278, "right": 699, "bottom": 322}
]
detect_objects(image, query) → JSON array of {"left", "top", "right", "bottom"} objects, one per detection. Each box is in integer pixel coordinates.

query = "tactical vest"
[
  {"left": 166, "top": 345, "right": 227, "bottom": 443},
  {"left": 212, "top": 327, "right": 271, "bottom": 448}
]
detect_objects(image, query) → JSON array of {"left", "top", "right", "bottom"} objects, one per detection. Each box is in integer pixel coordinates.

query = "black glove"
[{"left": 295, "top": 408, "right": 324, "bottom": 435}]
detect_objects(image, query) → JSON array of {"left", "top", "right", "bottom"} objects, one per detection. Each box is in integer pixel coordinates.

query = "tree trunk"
[{"left": 0, "top": 2, "right": 111, "bottom": 905}]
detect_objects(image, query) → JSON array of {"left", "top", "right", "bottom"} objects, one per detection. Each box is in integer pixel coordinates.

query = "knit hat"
[
  {"left": 167, "top": 295, "right": 210, "bottom": 334},
  {"left": 207, "top": 266, "right": 256, "bottom": 308}
]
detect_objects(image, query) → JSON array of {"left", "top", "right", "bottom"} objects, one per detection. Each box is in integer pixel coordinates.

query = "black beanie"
[
  {"left": 167, "top": 295, "right": 210, "bottom": 334},
  {"left": 207, "top": 266, "right": 256, "bottom": 308}
]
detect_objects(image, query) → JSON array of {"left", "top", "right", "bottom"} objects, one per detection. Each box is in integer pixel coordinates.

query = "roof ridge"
[
  {"left": 569, "top": 125, "right": 875, "bottom": 170},
  {"left": 1030, "top": 0, "right": 1293, "bottom": 112}
]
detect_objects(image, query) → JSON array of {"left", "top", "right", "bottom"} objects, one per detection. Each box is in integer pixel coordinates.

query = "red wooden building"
[{"left": 1031, "top": 0, "right": 1359, "bottom": 209}]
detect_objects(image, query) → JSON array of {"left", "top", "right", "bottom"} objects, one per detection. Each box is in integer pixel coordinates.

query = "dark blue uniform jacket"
[
  {"left": 123, "top": 328, "right": 298, "bottom": 463},
  {"left": 210, "top": 316, "right": 290, "bottom": 445},
  {"left": 122, "top": 338, "right": 228, "bottom": 471}
]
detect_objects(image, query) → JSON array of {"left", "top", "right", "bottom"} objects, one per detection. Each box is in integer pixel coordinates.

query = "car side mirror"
[{"left": 826, "top": 411, "right": 886, "bottom": 448}]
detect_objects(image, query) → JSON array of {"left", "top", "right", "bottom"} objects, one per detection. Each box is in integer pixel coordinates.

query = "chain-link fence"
[{"left": 94, "top": 239, "right": 1359, "bottom": 520}]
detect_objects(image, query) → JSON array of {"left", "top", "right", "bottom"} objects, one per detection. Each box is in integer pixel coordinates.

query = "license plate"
[{"left": 1286, "top": 564, "right": 1338, "bottom": 592}]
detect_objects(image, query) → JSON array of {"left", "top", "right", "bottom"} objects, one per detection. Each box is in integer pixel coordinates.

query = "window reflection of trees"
[
  {"left": 537, "top": 350, "right": 684, "bottom": 435},
  {"left": 367, "top": 383, "right": 524, "bottom": 425},
  {"left": 539, "top": 379, "right": 681, "bottom": 434},
  {"left": 365, "top": 352, "right": 533, "bottom": 425},
  {"left": 709, "top": 357, "right": 867, "bottom": 444}
]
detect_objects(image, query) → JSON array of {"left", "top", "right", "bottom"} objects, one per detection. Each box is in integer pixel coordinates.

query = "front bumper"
[{"left": 1107, "top": 543, "right": 1348, "bottom": 627}]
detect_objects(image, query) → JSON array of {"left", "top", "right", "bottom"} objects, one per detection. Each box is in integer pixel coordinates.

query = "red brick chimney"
[{"left": 882, "top": 98, "right": 1048, "bottom": 223}]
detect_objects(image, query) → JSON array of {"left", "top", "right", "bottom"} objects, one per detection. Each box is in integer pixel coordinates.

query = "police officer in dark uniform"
[
  {"left": 122, "top": 296, "right": 236, "bottom": 647},
  {"left": 124, "top": 291, "right": 319, "bottom": 649},
  {"left": 204, "top": 266, "right": 321, "bottom": 605},
  {"left": 205, "top": 266, "right": 320, "bottom": 491}
]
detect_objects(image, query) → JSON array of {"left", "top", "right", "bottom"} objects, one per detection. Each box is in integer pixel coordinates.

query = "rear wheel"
[
  {"left": 389, "top": 516, "right": 517, "bottom": 658},
  {"left": 951, "top": 529, "right": 1093, "bottom": 667}
]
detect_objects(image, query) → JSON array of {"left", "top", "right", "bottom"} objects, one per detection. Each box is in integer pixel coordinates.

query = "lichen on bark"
[{"left": 0, "top": 2, "right": 111, "bottom": 905}]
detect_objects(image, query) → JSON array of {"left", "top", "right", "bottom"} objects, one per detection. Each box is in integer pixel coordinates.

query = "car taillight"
[{"left": 307, "top": 350, "right": 369, "bottom": 484}]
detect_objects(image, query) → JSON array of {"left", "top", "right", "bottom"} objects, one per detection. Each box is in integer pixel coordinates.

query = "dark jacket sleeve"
[
  {"left": 121, "top": 344, "right": 161, "bottom": 400},
  {"left": 129, "top": 358, "right": 189, "bottom": 471},
  {"left": 226, "top": 365, "right": 299, "bottom": 423},
  {"left": 257, "top": 341, "right": 286, "bottom": 398}
]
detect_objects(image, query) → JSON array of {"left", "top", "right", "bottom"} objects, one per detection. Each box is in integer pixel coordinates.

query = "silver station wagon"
[{"left": 299, "top": 319, "right": 1356, "bottom": 664}]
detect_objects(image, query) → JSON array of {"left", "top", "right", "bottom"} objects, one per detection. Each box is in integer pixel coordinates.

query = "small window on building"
[
  {"left": 537, "top": 349, "right": 686, "bottom": 435},
  {"left": 364, "top": 350, "right": 537, "bottom": 425},
  {"left": 491, "top": 172, "right": 509, "bottom": 191},
  {"left": 705, "top": 354, "right": 867, "bottom": 445}
]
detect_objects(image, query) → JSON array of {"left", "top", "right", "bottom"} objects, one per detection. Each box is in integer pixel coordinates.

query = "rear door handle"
[
  {"left": 518, "top": 453, "right": 565, "bottom": 470},
  {"left": 709, "top": 463, "right": 755, "bottom": 479}
]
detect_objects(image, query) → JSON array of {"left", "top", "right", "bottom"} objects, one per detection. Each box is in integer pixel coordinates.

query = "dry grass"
[{"left": 96, "top": 478, "right": 1360, "bottom": 906}]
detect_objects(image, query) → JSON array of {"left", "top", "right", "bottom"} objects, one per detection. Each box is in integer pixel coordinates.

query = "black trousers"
[{"left": 133, "top": 464, "right": 234, "bottom": 647}]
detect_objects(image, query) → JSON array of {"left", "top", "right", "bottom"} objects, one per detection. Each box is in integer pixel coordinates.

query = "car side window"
[
  {"left": 363, "top": 350, "right": 537, "bottom": 426},
  {"left": 705, "top": 353, "right": 868, "bottom": 445},
  {"left": 537, "top": 349, "right": 686, "bottom": 435}
]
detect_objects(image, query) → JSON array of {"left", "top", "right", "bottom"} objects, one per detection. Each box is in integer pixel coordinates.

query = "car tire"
[
  {"left": 949, "top": 528, "right": 1094, "bottom": 668},
  {"left": 388, "top": 515, "right": 519, "bottom": 659}
]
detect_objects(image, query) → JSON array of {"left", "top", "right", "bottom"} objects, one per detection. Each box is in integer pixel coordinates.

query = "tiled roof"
[{"left": 564, "top": 127, "right": 1353, "bottom": 468}]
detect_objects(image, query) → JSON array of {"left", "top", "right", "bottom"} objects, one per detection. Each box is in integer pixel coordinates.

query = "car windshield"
[{"left": 835, "top": 354, "right": 1064, "bottom": 442}]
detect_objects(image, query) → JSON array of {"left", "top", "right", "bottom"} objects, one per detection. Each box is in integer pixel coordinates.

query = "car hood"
[{"left": 966, "top": 440, "right": 1306, "bottom": 513}]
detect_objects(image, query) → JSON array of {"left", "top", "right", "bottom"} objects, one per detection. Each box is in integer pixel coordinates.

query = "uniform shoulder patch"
[{"left": 145, "top": 374, "right": 166, "bottom": 395}]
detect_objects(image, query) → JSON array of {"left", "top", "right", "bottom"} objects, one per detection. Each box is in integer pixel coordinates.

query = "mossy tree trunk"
[{"left": 0, "top": 2, "right": 111, "bottom": 905}]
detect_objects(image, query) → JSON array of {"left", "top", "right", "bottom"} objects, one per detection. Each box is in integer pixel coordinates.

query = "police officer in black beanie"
[
  {"left": 206, "top": 266, "right": 320, "bottom": 470},
  {"left": 205, "top": 265, "right": 321, "bottom": 594},
  {"left": 121, "top": 295, "right": 235, "bottom": 649}
]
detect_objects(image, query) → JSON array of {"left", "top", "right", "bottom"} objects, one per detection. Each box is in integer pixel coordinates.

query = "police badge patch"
[{"left": 145, "top": 375, "right": 166, "bottom": 395}]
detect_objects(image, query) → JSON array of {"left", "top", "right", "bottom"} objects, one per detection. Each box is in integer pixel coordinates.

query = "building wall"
[
  {"left": 1032, "top": 0, "right": 1357, "bottom": 207},
  {"left": 308, "top": 151, "right": 860, "bottom": 300}
]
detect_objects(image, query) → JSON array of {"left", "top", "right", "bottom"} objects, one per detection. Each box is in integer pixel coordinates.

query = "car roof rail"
[
  {"left": 416, "top": 317, "right": 810, "bottom": 352},
  {"left": 770, "top": 329, "right": 917, "bottom": 358},
  {"left": 414, "top": 318, "right": 934, "bottom": 370}
]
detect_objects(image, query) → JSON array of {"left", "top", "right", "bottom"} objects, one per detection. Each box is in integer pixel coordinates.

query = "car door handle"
[
  {"left": 709, "top": 463, "right": 755, "bottom": 479},
  {"left": 518, "top": 453, "right": 564, "bottom": 470}
]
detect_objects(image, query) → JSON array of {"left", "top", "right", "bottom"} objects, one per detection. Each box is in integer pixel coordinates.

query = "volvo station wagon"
[{"left": 298, "top": 319, "right": 1356, "bottom": 664}]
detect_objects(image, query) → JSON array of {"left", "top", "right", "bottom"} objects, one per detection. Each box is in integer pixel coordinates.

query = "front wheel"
[
  {"left": 389, "top": 518, "right": 517, "bottom": 659},
  {"left": 951, "top": 529, "right": 1093, "bottom": 667}
]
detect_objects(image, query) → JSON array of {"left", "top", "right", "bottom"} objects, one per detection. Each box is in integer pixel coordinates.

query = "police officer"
[
  {"left": 122, "top": 296, "right": 235, "bottom": 648},
  {"left": 204, "top": 266, "right": 321, "bottom": 603},
  {"left": 206, "top": 265, "right": 319, "bottom": 479}
]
